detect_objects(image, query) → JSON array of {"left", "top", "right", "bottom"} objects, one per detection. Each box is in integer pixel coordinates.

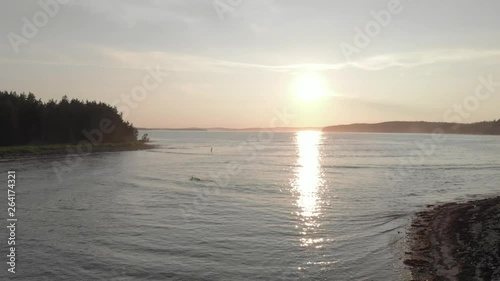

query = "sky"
[{"left": 1, "top": 0, "right": 500, "bottom": 128}]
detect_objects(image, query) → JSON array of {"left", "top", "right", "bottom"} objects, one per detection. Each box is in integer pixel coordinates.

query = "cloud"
[
  {"left": 212, "top": 49, "right": 500, "bottom": 72},
  {"left": 351, "top": 49, "right": 500, "bottom": 70},
  {"left": 2, "top": 46, "right": 499, "bottom": 75}
]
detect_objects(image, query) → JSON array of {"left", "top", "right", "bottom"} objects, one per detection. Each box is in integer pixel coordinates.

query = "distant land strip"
[
  {"left": 322, "top": 121, "right": 500, "bottom": 135},
  {"left": 137, "top": 127, "right": 321, "bottom": 132},
  {"left": 139, "top": 120, "right": 500, "bottom": 135}
]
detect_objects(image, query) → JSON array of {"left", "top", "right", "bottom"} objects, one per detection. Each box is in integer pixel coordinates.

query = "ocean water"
[{"left": 1, "top": 131, "right": 499, "bottom": 281}]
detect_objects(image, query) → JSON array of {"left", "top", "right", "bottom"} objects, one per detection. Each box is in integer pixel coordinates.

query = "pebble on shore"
[{"left": 405, "top": 196, "right": 500, "bottom": 281}]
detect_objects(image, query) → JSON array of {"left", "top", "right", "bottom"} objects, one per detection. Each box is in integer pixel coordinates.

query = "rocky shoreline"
[{"left": 405, "top": 196, "right": 500, "bottom": 281}]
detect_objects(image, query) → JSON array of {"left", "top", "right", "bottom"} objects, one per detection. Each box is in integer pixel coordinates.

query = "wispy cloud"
[
  {"left": 351, "top": 49, "right": 500, "bottom": 70},
  {"left": 2, "top": 48, "right": 499, "bottom": 74},
  {"left": 108, "top": 48, "right": 500, "bottom": 73}
]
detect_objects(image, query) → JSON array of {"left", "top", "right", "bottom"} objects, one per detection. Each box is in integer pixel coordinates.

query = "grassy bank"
[{"left": 0, "top": 141, "right": 156, "bottom": 158}]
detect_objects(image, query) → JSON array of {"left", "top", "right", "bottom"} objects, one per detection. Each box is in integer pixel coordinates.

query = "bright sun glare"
[{"left": 295, "top": 73, "right": 327, "bottom": 102}]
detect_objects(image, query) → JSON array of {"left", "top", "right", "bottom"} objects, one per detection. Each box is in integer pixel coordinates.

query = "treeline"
[
  {"left": 323, "top": 121, "right": 500, "bottom": 135},
  {"left": 0, "top": 91, "right": 138, "bottom": 146}
]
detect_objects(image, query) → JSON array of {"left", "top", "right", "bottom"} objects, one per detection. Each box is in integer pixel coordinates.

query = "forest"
[{"left": 0, "top": 91, "right": 138, "bottom": 146}]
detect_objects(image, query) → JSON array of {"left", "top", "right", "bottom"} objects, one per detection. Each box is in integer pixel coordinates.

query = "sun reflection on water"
[{"left": 291, "top": 131, "right": 324, "bottom": 247}]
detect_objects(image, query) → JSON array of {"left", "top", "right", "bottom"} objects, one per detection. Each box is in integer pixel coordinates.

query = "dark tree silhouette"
[{"left": 0, "top": 91, "right": 138, "bottom": 146}]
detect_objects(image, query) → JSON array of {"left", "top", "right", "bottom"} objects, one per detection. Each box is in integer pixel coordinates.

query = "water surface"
[{"left": 2, "top": 131, "right": 499, "bottom": 280}]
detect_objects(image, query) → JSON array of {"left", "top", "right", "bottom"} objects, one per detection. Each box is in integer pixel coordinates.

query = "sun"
[{"left": 294, "top": 73, "right": 327, "bottom": 102}]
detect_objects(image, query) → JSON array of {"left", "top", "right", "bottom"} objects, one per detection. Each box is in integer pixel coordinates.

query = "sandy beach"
[{"left": 405, "top": 196, "right": 500, "bottom": 281}]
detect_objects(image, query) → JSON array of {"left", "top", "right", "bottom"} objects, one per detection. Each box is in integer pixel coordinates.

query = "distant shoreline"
[
  {"left": 323, "top": 121, "right": 500, "bottom": 135},
  {"left": 405, "top": 196, "right": 500, "bottom": 280},
  {"left": 138, "top": 120, "right": 500, "bottom": 135},
  {"left": 0, "top": 142, "right": 156, "bottom": 159},
  {"left": 138, "top": 127, "right": 322, "bottom": 132}
]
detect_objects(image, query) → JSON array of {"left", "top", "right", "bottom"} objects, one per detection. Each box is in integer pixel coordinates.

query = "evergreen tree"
[{"left": 0, "top": 91, "right": 138, "bottom": 146}]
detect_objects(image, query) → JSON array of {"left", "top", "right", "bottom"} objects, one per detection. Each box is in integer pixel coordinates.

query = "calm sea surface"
[{"left": 1, "top": 131, "right": 499, "bottom": 281}]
